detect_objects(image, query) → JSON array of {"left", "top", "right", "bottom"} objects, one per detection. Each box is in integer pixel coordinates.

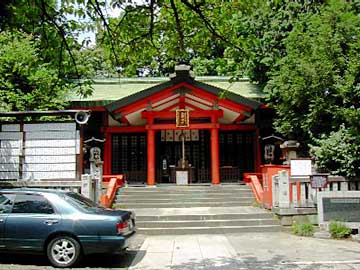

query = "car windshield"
[{"left": 64, "top": 192, "right": 101, "bottom": 211}]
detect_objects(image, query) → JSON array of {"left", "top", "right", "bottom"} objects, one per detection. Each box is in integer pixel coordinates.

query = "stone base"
[
  {"left": 314, "top": 231, "right": 331, "bottom": 239},
  {"left": 273, "top": 207, "right": 318, "bottom": 226}
]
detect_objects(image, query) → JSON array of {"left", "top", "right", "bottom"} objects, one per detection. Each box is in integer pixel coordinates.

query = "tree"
[
  {"left": 0, "top": 31, "right": 76, "bottom": 111},
  {"left": 266, "top": 0, "right": 360, "bottom": 176}
]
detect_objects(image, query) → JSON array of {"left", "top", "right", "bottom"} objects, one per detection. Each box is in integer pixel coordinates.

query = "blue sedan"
[{"left": 0, "top": 188, "right": 136, "bottom": 268}]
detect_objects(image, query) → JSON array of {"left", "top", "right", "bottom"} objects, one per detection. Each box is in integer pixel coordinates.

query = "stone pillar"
[{"left": 278, "top": 170, "right": 290, "bottom": 208}]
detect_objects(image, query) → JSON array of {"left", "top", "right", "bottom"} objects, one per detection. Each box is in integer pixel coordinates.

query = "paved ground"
[{"left": 0, "top": 232, "right": 359, "bottom": 270}]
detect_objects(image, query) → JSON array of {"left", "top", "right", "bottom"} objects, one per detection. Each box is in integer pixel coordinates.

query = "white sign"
[
  {"left": 176, "top": 171, "right": 188, "bottom": 185},
  {"left": 290, "top": 159, "right": 312, "bottom": 176}
]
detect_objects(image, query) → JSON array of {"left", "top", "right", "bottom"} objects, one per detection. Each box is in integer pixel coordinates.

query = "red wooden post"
[
  {"left": 210, "top": 127, "right": 220, "bottom": 185},
  {"left": 147, "top": 128, "right": 156, "bottom": 185}
]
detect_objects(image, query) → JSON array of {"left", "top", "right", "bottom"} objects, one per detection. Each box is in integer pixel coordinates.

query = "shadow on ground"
[
  {"left": 168, "top": 254, "right": 357, "bottom": 270},
  {"left": 0, "top": 250, "right": 145, "bottom": 269}
]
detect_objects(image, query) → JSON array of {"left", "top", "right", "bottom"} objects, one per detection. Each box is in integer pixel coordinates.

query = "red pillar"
[
  {"left": 210, "top": 127, "right": 220, "bottom": 185},
  {"left": 147, "top": 129, "right": 156, "bottom": 185}
]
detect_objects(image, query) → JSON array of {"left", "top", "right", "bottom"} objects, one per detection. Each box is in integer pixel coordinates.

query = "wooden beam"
[
  {"left": 102, "top": 126, "right": 146, "bottom": 133},
  {"left": 219, "top": 124, "right": 257, "bottom": 131}
]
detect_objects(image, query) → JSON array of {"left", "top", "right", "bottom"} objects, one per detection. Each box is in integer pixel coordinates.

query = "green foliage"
[
  {"left": 292, "top": 222, "right": 315, "bottom": 237},
  {"left": 310, "top": 126, "right": 360, "bottom": 177},
  {"left": 329, "top": 221, "right": 352, "bottom": 239},
  {"left": 265, "top": 0, "right": 360, "bottom": 176},
  {"left": 0, "top": 31, "right": 74, "bottom": 111}
]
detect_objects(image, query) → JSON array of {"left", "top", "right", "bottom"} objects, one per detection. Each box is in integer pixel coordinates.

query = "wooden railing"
[{"left": 100, "top": 174, "right": 124, "bottom": 208}]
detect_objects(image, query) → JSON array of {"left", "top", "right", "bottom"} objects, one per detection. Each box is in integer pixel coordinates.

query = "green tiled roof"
[{"left": 70, "top": 76, "right": 264, "bottom": 108}]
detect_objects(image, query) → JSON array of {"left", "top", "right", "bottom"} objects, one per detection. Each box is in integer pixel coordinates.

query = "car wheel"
[{"left": 46, "top": 236, "right": 81, "bottom": 268}]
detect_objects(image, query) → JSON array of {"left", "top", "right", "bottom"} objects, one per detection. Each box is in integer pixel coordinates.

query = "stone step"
[
  {"left": 117, "top": 189, "right": 253, "bottom": 193},
  {"left": 119, "top": 186, "right": 251, "bottom": 190},
  {"left": 115, "top": 197, "right": 255, "bottom": 203},
  {"left": 114, "top": 201, "right": 256, "bottom": 209},
  {"left": 137, "top": 219, "right": 279, "bottom": 228},
  {"left": 137, "top": 225, "right": 283, "bottom": 235},
  {"left": 136, "top": 213, "right": 275, "bottom": 221}
]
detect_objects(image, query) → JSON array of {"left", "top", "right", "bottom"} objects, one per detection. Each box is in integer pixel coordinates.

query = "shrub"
[
  {"left": 292, "top": 222, "right": 314, "bottom": 237},
  {"left": 329, "top": 221, "right": 351, "bottom": 239}
]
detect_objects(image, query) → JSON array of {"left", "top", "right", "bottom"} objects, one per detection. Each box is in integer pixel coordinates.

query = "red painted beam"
[
  {"left": 113, "top": 82, "right": 189, "bottom": 116},
  {"left": 142, "top": 110, "right": 223, "bottom": 119},
  {"left": 146, "top": 123, "right": 220, "bottom": 130}
]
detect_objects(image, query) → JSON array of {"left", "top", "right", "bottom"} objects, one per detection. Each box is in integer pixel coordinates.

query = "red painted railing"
[
  {"left": 244, "top": 165, "right": 290, "bottom": 209},
  {"left": 100, "top": 174, "right": 124, "bottom": 208},
  {"left": 244, "top": 173, "right": 263, "bottom": 204}
]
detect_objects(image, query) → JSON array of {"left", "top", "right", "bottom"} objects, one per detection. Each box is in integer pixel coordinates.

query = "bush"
[
  {"left": 329, "top": 221, "right": 351, "bottom": 239},
  {"left": 292, "top": 222, "right": 314, "bottom": 237},
  {"left": 310, "top": 126, "right": 360, "bottom": 178}
]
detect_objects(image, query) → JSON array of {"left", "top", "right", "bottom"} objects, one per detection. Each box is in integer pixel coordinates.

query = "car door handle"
[{"left": 44, "top": 219, "right": 59, "bottom": 225}]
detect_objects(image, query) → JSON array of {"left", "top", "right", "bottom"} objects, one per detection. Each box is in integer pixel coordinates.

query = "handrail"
[
  {"left": 244, "top": 173, "right": 264, "bottom": 204},
  {"left": 100, "top": 174, "right": 124, "bottom": 208}
]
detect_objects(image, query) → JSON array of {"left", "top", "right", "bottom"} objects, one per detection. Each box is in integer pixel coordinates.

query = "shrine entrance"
[
  {"left": 156, "top": 130, "right": 211, "bottom": 184},
  {"left": 102, "top": 66, "right": 262, "bottom": 185}
]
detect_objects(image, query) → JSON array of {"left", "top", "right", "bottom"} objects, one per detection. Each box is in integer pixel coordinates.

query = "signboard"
[
  {"left": 323, "top": 197, "right": 360, "bottom": 222},
  {"left": 310, "top": 174, "right": 328, "bottom": 189},
  {"left": 290, "top": 159, "right": 312, "bottom": 176},
  {"left": 176, "top": 109, "right": 189, "bottom": 128},
  {"left": 317, "top": 191, "right": 360, "bottom": 228},
  {"left": 176, "top": 170, "right": 188, "bottom": 185}
]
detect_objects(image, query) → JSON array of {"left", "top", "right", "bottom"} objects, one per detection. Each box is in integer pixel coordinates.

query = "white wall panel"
[
  {"left": 25, "top": 139, "right": 76, "bottom": 148},
  {"left": 76, "top": 130, "right": 80, "bottom": 154},
  {"left": 25, "top": 155, "right": 76, "bottom": 164},
  {"left": 0, "top": 171, "right": 19, "bottom": 179},
  {"left": 0, "top": 132, "right": 23, "bottom": 140},
  {"left": 24, "top": 123, "right": 76, "bottom": 132},
  {"left": 0, "top": 148, "right": 21, "bottom": 156},
  {"left": 25, "top": 147, "right": 76, "bottom": 156},
  {"left": 26, "top": 131, "right": 76, "bottom": 140},
  {"left": 2, "top": 124, "right": 20, "bottom": 132},
  {"left": 23, "top": 163, "right": 75, "bottom": 172},
  {"left": 0, "top": 140, "right": 22, "bottom": 149},
  {"left": 0, "top": 156, "right": 19, "bottom": 163},
  {"left": 0, "top": 163, "right": 19, "bottom": 172},
  {"left": 23, "top": 171, "right": 76, "bottom": 180}
]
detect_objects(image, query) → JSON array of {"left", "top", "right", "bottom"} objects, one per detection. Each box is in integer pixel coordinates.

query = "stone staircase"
[{"left": 113, "top": 184, "right": 282, "bottom": 235}]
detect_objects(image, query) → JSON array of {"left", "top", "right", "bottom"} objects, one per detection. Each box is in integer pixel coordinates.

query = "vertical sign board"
[
  {"left": 317, "top": 191, "right": 360, "bottom": 228},
  {"left": 176, "top": 109, "right": 190, "bottom": 128}
]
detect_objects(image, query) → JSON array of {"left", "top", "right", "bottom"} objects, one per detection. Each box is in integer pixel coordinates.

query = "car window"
[
  {"left": 63, "top": 192, "right": 100, "bottom": 211},
  {"left": 12, "top": 194, "right": 55, "bottom": 214},
  {"left": 0, "top": 193, "right": 15, "bottom": 214}
]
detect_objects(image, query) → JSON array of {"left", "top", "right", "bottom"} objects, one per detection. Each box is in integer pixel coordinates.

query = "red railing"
[
  {"left": 243, "top": 173, "right": 263, "bottom": 204},
  {"left": 100, "top": 174, "right": 124, "bottom": 208},
  {"left": 244, "top": 165, "right": 290, "bottom": 209}
]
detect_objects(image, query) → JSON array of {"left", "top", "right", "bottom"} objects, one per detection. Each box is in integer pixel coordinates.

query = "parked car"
[{"left": 0, "top": 188, "right": 136, "bottom": 268}]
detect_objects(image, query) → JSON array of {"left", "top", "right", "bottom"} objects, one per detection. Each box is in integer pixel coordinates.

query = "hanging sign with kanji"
[{"left": 176, "top": 109, "right": 190, "bottom": 128}]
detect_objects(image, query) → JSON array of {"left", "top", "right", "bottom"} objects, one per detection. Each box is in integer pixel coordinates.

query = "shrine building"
[{"left": 72, "top": 65, "right": 273, "bottom": 185}]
